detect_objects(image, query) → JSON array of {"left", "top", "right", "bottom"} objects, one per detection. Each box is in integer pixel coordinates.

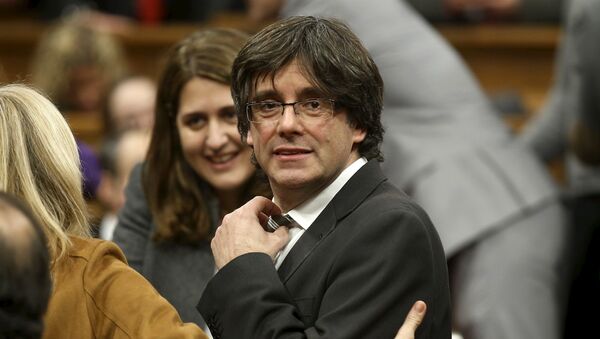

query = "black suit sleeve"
[
  {"left": 568, "top": 0, "right": 600, "bottom": 164},
  {"left": 197, "top": 207, "right": 449, "bottom": 339}
]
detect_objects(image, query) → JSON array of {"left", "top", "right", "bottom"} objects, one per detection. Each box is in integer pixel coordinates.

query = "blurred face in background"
[
  {"left": 108, "top": 77, "right": 156, "bottom": 132},
  {"left": 67, "top": 65, "right": 107, "bottom": 112},
  {"left": 176, "top": 77, "right": 255, "bottom": 195},
  {"left": 246, "top": 0, "right": 284, "bottom": 21},
  {"left": 96, "top": 131, "right": 150, "bottom": 214}
]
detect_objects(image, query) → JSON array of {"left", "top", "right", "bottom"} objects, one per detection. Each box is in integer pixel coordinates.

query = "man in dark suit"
[{"left": 197, "top": 16, "right": 451, "bottom": 339}]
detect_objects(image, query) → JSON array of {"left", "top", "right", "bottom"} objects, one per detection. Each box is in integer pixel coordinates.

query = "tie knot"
[{"left": 267, "top": 214, "right": 296, "bottom": 232}]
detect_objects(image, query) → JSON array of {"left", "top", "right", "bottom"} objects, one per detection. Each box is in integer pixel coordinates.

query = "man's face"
[{"left": 247, "top": 61, "right": 366, "bottom": 198}]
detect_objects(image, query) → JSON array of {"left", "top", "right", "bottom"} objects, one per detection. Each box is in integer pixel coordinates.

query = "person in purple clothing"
[{"left": 76, "top": 140, "right": 102, "bottom": 199}]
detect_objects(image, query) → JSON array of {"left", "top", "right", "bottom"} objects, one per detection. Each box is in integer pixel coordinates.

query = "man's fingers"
[
  {"left": 405, "top": 300, "right": 426, "bottom": 329},
  {"left": 272, "top": 226, "right": 290, "bottom": 247},
  {"left": 395, "top": 300, "right": 426, "bottom": 339}
]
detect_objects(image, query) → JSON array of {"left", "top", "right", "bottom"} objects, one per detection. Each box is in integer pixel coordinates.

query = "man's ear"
[{"left": 352, "top": 128, "right": 366, "bottom": 144}]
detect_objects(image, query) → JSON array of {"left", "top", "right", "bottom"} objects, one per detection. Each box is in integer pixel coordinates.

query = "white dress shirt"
[{"left": 274, "top": 157, "right": 367, "bottom": 269}]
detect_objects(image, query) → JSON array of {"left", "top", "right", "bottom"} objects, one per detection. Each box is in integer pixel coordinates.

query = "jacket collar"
[{"left": 277, "top": 160, "right": 387, "bottom": 282}]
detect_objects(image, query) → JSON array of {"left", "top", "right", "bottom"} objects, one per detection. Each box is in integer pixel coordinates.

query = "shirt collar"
[{"left": 286, "top": 157, "right": 367, "bottom": 230}]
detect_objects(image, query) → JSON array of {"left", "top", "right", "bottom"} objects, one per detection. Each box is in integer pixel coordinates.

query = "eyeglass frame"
[{"left": 245, "top": 98, "right": 336, "bottom": 124}]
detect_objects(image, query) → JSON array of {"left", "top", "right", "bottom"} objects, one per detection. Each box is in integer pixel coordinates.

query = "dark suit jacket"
[{"left": 197, "top": 160, "right": 451, "bottom": 339}]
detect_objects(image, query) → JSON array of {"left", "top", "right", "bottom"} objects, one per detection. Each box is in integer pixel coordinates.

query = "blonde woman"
[
  {"left": 0, "top": 84, "right": 206, "bottom": 338},
  {"left": 30, "top": 13, "right": 127, "bottom": 114}
]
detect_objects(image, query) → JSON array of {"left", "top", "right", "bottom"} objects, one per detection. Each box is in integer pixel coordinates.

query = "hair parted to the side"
[
  {"left": 145, "top": 28, "right": 270, "bottom": 244},
  {"left": 232, "top": 16, "right": 385, "bottom": 161},
  {"left": 0, "top": 84, "right": 90, "bottom": 266}
]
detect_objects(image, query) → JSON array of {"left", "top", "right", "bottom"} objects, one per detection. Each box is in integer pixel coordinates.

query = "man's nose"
[{"left": 276, "top": 104, "right": 302, "bottom": 134}]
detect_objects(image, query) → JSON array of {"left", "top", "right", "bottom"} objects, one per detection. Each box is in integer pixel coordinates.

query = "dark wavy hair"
[
  {"left": 144, "top": 28, "right": 270, "bottom": 244},
  {"left": 232, "top": 16, "right": 385, "bottom": 161}
]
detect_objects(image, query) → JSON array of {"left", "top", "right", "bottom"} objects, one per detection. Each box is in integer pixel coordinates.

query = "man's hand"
[
  {"left": 212, "top": 196, "right": 290, "bottom": 269},
  {"left": 394, "top": 301, "right": 427, "bottom": 339}
]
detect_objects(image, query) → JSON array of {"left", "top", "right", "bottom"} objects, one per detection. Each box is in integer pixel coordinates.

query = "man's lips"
[{"left": 273, "top": 146, "right": 312, "bottom": 156}]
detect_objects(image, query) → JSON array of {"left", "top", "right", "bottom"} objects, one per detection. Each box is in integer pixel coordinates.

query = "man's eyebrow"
[
  {"left": 251, "top": 87, "right": 327, "bottom": 102},
  {"left": 251, "top": 90, "right": 279, "bottom": 102},
  {"left": 297, "top": 87, "right": 327, "bottom": 99}
]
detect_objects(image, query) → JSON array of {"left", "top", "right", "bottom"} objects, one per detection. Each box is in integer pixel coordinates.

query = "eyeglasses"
[{"left": 246, "top": 98, "right": 335, "bottom": 124}]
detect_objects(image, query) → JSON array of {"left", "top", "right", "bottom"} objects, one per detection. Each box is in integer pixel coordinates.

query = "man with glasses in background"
[{"left": 197, "top": 16, "right": 451, "bottom": 339}]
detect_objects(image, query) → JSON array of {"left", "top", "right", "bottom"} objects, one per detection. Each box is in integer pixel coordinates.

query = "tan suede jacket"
[{"left": 43, "top": 236, "right": 207, "bottom": 339}]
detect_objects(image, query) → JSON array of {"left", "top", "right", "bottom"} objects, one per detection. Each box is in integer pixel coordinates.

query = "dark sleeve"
[
  {"left": 404, "top": 0, "right": 446, "bottom": 21},
  {"left": 571, "top": 0, "right": 600, "bottom": 164},
  {"left": 112, "top": 164, "right": 153, "bottom": 272},
  {"left": 519, "top": 0, "right": 564, "bottom": 22},
  {"left": 405, "top": 0, "right": 564, "bottom": 22},
  {"left": 577, "top": 0, "right": 600, "bottom": 131},
  {"left": 197, "top": 208, "right": 450, "bottom": 339}
]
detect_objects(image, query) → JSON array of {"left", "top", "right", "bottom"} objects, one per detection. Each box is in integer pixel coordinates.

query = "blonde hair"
[
  {"left": 0, "top": 84, "right": 90, "bottom": 265},
  {"left": 30, "top": 14, "right": 127, "bottom": 110}
]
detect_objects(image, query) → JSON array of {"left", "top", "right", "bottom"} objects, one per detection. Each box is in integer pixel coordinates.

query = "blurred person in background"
[
  {"left": 28, "top": 0, "right": 246, "bottom": 23},
  {"left": 112, "top": 28, "right": 271, "bottom": 329},
  {"left": 519, "top": 0, "right": 600, "bottom": 337},
  {"left": 96, "top": 130, "right": 150, "bottom": 240},
  {"left": 405, "top": 0, "right": 564, "bottom": 23},
  {"left": 102, "top": 75, "right": 156, "bottom": 134},
  {"left": 246, "top": 1, "right": 570, "bottom": 338},
  {"left": 0, "top": 192, "right": 51, "bottom": 339},
  {"left": 29, "top": 12, "right": 128, "bottom": 198},
  {"left": 0, "top": 83, "right": 208, "bottom": 338},
  {"left": 30, "top": 12, "right": 127, "bottom": 114},
  {"left": 94, "top": 75, "right": 155, "bottom": 238}
]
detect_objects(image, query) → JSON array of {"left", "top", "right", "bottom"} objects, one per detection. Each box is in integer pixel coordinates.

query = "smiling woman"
[
  {"left": 176, "top": 77, "right": 255, "bottom": 205},
  {"left": 112, "top": 28, "right": 271, "bottom": 329}
]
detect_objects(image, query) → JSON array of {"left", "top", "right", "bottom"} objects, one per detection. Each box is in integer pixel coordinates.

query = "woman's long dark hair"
[{"left": 144, "top": 28, "right": 270, "bottom": 244}]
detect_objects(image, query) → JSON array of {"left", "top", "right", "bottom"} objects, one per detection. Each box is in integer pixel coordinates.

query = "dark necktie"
[{"left": 267, "top": 214, "right": 297, "bottom": 232}]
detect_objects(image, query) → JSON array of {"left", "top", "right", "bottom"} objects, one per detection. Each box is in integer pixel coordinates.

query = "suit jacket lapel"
[{"left": 277, "top": 160, "right": 387, "bottom": 283}]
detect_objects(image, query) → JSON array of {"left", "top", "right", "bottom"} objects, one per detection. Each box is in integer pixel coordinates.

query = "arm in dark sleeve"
[
  {"left": 577, "top": 0, "right": 600, "bottom": 130},
  {"left": 112, "top": 163, "right": 153, "bottom": 272},
  {"left": 571, "top": 0, "right": 600, "bottom": 164},
  {"left": 406, "top": 0, "right": 564, "bottom": 22},
  {"left": 519, "top": 0, "right": 564, "bottom": 22},
  {"left": 198, "top": 208, "right": 450, "bottom": 339},
  {"left": 404, "top": 0, "right": 446, "bottom": 21}
]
